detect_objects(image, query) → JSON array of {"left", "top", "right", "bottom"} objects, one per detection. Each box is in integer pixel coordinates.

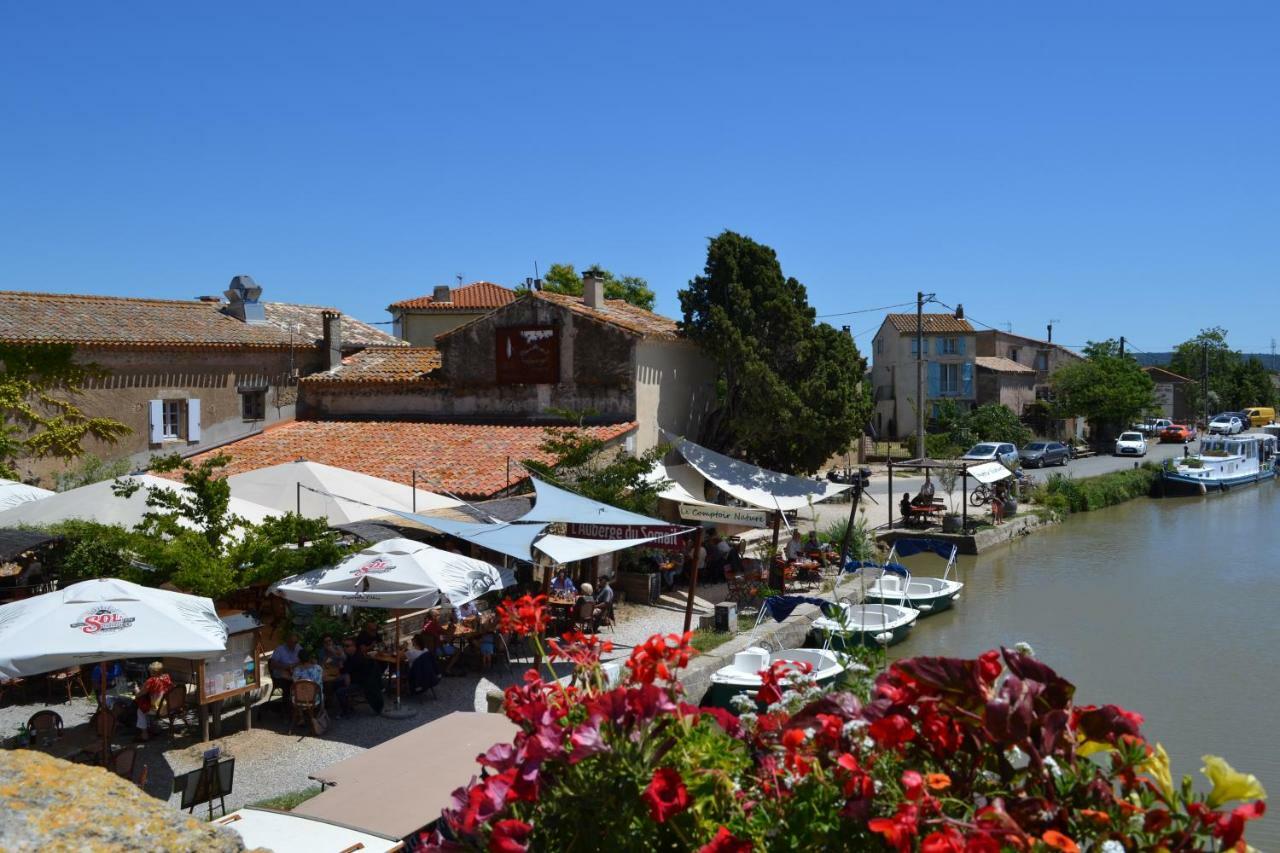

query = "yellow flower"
[
  {"left": 1077, "top": 738, "right": 1114, "bottom": 758},
  {"left": 1140, "top": 743, "right": 1174, "bottom": 802},
  {"left": 1201, "top": 755, "right": 1267, "bottom": 808}
]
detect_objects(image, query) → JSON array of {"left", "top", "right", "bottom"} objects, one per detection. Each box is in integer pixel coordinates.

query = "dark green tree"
[
  {"left": 1168, "top": 328, "right": 1275, "bottom": 413},
  {"left": 1050, "top": 340, "right": 1155, "bottom": 436},
  {"left": 1231, "top": 357, "right": 1275, "bottom": 410},
  {"left": 678, "top": 230, "right": 871, "bottom": 473},
  {"left": 531, "top": 263, "right": 657, "bottom": 311},
  {"left": 0, "top": 343, "right": 130, "bottom": 480}
]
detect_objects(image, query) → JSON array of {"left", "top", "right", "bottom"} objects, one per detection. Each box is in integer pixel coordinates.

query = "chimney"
[
  {"left": 322, "top": 310, "right": 342, "bottom": 369},
  {"left": 432, "top": 285, "right": 452, "bottom": 304},
  {"left": 582, "top": 271, "right": 604, "bottom": 308},
  {"left": 223, "top": 275, "right": 266, "bottom": 324},
  {"left": 954, "top": 303, "right": 964, "bottom": 320}
]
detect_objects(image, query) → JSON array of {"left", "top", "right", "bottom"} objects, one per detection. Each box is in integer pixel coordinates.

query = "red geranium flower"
[
  {"left": 868, "top": 803, "right": 919, "bottom": 853},
  {"left": 1040, "top": 830, "right": 1079, "bottom": 852},
  {"left": 921, "top": 827, "right": 965, "bottom": 853},
  {"left": 488, "top": 819, "right": 533, "bottom": 853},
  {"left": 699, "top": 825, "right": 752, "bottom": 852},
  {"left": 869, "top": 713, "right": 916, "bottom": 750},
  {"left": 497, "top": 595, "right": 548, "bottom": 637},
  {"left": 901, "top": 769, "right": 925, "bottom": 801},
  {"left": 642, "top": 767, "right": 690, "bottom": 823},
  {"left": 962, "top": 832, "right": 1000, "bottom": 853},
  {"left": 626, "top": 632, "right": 695, "bottom": 685}
]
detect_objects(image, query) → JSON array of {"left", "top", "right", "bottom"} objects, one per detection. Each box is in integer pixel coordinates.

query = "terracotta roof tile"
[
  {"left": 531, "top": 291, "right": 680, "bottom": 340},
  {"left": 0, "top": 290, "right": 400, "bottom": 349},
  {"left": 884, "top": 314, "right": 975, "bottom": 335},
  {"left": 301, "top": 346, "right": 443, "bottom": 385},
  {"left": 184, "top": 419, "right": 638, "bottom": 498},
  {"left": 975, "top": 356, "right": 1035, "bottom": 374},
  {"left": 389, "top": 281, "right": 518, "bottom": 311}
]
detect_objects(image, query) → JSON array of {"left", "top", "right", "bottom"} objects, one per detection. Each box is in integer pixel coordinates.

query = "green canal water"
[{"left": 890, "top": 483, "right": 1279, "bottom": 847}]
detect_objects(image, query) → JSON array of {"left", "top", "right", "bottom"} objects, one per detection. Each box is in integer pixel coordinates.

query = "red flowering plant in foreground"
[{"left": 421, "top": 597, "right": 1266, "bottom": 851}]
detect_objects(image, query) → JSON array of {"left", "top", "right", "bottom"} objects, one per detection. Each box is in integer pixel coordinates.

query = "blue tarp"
[
  {"left": 890, "top": 538, "right": 956, "bottom": 560},
  {"left": 762, "top": 595, "right": 837, "bottom": 622},
  {"left": 843, "top": 559, "right": 909, "bottom": 577}
]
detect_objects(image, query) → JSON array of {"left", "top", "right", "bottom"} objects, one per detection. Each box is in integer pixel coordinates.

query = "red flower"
[
  {"left": 642, "top": 767, "right": 690, "bottom": 823},
  {"left": 626, "top": 632, "right": 694, "bottom": 685},
  {"left": 869, "top": 714, "right": 916, "bottom": 750},
  {"left": 547, "top": 630, "right": 613, "bottom": 667},
  {"left": 699, "top": 826, "right": 752, "bottom": 852},
  {"left": 488, "top": 819, "right": 533, "bottom": 853},
  {"left": 901, "top": 769, "right": 925, "bottom": 801},
  {"left": 868, "top": 803, "right": 919, "bottom": 853},
  {"left": 1212, "top": 800, "right": 1266, "bottom": 849},
  {"left": 977, "top": 649, "right": 1002, "bottom": 685},
  {"left": 497, "top": 595, "right": 548, "bottom": 637},
  {"left": 1040, "top": 830, "right": 1079, "bottom": 853},
  {"left": 921, "top": 827, "right": 965, "bottom": 853},
  {"left": 962, "top": 833, "right": 1001, "bottom": 853}
]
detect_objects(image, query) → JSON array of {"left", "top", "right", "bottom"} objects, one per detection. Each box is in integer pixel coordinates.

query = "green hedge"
[{"left": 1031, "top": 464, "right": 1160, "bottom": 514}]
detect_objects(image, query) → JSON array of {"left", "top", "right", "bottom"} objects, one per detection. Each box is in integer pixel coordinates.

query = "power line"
[{"left": 816, "top": 300, "right": 916, "bottom": 319}]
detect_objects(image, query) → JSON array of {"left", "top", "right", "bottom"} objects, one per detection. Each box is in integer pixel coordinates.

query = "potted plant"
[{"left": 937, "top": 466, "right": 962, "bottom": 532}]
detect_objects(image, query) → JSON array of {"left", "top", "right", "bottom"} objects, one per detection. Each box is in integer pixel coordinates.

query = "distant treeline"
[{"left": 1134, "top": 352, "right": 1279, "bottom": 370}]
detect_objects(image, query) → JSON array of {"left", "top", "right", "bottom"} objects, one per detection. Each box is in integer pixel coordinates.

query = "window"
[
  {"left": 940, "top": 363, "right": 961, "bottom": 394},
  {"left": 496, "top": 326, "right": 559, "bottom": 384},
  {"left": 910, "top": 337, "right": 919, "bottom": 356},
  {"left": 941, "top": 337, "right": 958, "bottom": 355},
  {"left": 876, "top": 336, "right": 883, "bottom": 355},
  {"left": 1008, "top": 347, "right": 1019, "bottom": 361},
  {"left": 1034, "top": 352, "right": 1049, "bottom": 371},
  {"left": 162, "top": 400, "right": 185, "bottom": 440},
  {"left": 241, "top": 389, "right": 267, "bottom": 421}
]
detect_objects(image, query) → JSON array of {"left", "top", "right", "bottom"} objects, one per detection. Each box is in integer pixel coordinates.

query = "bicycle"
[{"left": 968, "top": 483, "right": 994, "bottom": 507}]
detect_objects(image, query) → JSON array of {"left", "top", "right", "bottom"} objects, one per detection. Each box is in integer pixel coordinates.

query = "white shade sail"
[
  {"left": 516, "top": 476, "right": 673, "bottom": 527},
  {"left": 226, "top": 461, "right": 461, "bottom": 526},
  {"left": 674, "top": 437, "right": 850, "bottom": 512},
  {"left": 0, "top": 479, "right": 54, "bottom": 512},
  {"left": 0, "top": 474, "right": 280, "bottom": 531},
  {"left": 535, "top": 532, "right": 666, "bottom": 564},
  {"left": 0, "top": 577, "right": 228, "bottom": 678},
  {"left": 644, "top": 463, "right": 717, "bottom": 507},
  {"left": 271, "top": 538, "right": 511, "bottom": 609}
]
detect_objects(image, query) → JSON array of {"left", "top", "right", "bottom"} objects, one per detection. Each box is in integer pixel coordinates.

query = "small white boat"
[
  {"left": 1161, "top": 433, "right": 1279, "bottom": 494},
  {"left": 859, "top": 539, "right": 964, "bottom": 615},
  {"left": 810, "top": 599, "right": 919, "bottom": 649}
]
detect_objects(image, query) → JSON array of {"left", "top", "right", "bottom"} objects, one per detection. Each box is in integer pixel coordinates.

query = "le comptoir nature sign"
[{"left": 678, "top": 503, "right": 768, "bottom": 528}]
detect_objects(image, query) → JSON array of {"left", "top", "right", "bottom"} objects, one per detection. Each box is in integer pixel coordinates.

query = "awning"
[
  {"left": 966, "top": 461, "right": 1013, "bottom": 484},
  {"left": 674, "top": 437, "right": 850, "bottom": 512},
  {"left": 297, "top": 711, "right": 517, "bottom": 840},
  {"left": 213, "top": 808, "right": 404, "bottom": 853},
  {"left": 516, "top": 477, "right": 672, "bottom": 527},
  {"left": 535, "top": 533, "right": 665, "bottom": 564},
  {"left": 0, "top": 479, "right": 53, "bottom": 513},
  {"left": 644, "top": 462, "right": 717, "bottom": 507}
]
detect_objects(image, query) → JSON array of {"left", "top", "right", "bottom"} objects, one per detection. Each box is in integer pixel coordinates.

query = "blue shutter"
[
  {"left": 962, "top": 362, "right": 974, "bottom": 397},
  {"left": 934, "top": 337, "right": 943, "bottom": 356},
  {"left": 958, "top": 337, "right": 966, "bottom": 355},
  {"left": 928, "top": 361, "right": 941, "bottom": 397}
]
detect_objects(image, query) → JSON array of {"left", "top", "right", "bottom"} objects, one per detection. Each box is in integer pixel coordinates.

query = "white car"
[
  {"left": 961, "top": 442, "right": 1019, "bottom": 469},
  {"left": 1208, "top": 414, "right": 1244, "bottom": 435},
  {"left": 1114, "top": 431, "right": 1147, "bottom": 457}
]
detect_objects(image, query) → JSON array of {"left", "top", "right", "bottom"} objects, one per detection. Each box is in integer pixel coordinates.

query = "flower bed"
[{"left": 422, "top": 595, "right": 1266, "bottom": 851}]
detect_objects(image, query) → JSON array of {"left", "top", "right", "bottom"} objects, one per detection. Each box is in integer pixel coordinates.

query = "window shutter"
[
  {"left": 934, "top": 337, "right": 943, "bottom": 356},
  {"left": 187, "top": 399, "right": 202, "bottom": 442},
  {"left": 958, "top": 337, "right": 966, "bottom": 355},
  {"left": 927, "top": 362, "right": 941, "bottom": 397},
  {"left": 962, "top": 362, "right": 974, "bottom": 397},
  {"left": 149, "top": 400, "right": 164, "bottom": 444}
]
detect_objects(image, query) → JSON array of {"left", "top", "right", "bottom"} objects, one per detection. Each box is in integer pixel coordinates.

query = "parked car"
[
  {"left": 962, "top": 442, "right": 1019, "bottom": 469},
  {"left": 1114, "top": 431, "right": 1148, "bottom": 457},
  {"left": 1018, "top": 441, "right": 1070, "bottom": 468},
  {"left": 1159, "top": 423, "right": 1197, "bottom": 443},
  {"left": 1135, "top": 418, "right": 1173, "bottom": 435},
  {"left": 1244, "top": 407, "right": 1276, "bottom": 428},
  {"left": 1208, "top": 414, "right": 1245, "bottom": 435}
]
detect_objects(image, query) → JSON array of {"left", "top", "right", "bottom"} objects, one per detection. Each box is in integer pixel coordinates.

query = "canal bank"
[{"left": 887, "top": 482, "right": 1280, "bottom": 847}]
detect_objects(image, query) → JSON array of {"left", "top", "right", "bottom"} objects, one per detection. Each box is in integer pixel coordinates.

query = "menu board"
[{"left": 197, "top": 629, "right": 261, "bottom": 704}]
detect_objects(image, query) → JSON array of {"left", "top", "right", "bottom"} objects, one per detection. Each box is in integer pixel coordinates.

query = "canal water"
[{"left": 891, "top": 484, "right": 1279, "bottom": 847}]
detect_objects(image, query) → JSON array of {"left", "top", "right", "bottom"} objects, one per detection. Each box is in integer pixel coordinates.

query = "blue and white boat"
[
  {"left": 1161, "top": 433, "right": 1279, "bottom": 494},
  {"left": 861, "top": 539, "right": 964, "bottom": 616}
]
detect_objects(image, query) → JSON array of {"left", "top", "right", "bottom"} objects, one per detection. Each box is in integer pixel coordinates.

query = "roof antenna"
[
  {"left": 456, "top": 273, "right": 464, "bottom": 288},
  {"left": 532, "top": 261, "right": 542, "bottom": 291},
  {"left": 1003, "top": 322, "right": 1013, "bottom": 333}
]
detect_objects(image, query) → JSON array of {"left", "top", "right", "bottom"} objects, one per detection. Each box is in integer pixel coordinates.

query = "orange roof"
[
  {"left": 389, "top": 281, "right": 517, "bottom": 311},
  {"left": 883, "top": 314, "right": 974, "bottom": 335},
  {"left": 184, "top": 419, "right": 637, "bottom": 498},
  {"left": 302, "top": 346, "right": 442, "bottom": 385},
  {"left": 531, "top": 291, "right": 680, "bottom": 340}
]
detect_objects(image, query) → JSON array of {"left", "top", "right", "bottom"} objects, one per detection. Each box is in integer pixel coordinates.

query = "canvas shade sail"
[
  {"left": 965, "top": 461, "right": 1013, "bottom": 484},
  {"left": 0, "top": 474, "right": 279, "bottom": 531},
  {"left": 674, "top": 437, "right": 850, "bottom": 511},
  {"left": 0, "top": 479, "right": 53, "bottom": 512},
  {"left": 271, "top": 538, "right": 511, "bottom": 609},
  {"left": 0, "top": 577, "right": 228, "bottom": 678},
  {"left": 516, "top": 476, "right": 674, "bottom": 528},
  {"left": 644, "top": 462, "right": 718, "bottom": 507},
  {"left": 534, "top": 532, "right": 665, "bottom": 564},
  {"left": 227, "top": 461, "right": 461, "bottom": 526}
]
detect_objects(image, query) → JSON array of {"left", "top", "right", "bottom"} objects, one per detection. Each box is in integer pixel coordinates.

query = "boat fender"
[
  {"left": 1198, "top": 483, "right": 1207, "bottom": 496},
  {"left": 918, "top": 604, "right": 933, "bottom": 612},
  {"left": 874, "top": 631, "right": 894, "bottom": 645}
]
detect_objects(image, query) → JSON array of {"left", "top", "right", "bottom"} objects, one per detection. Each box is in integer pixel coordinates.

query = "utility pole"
[
  {"left": 1047, "top": 319, "right": 1060, "bottom": 344},
  {"left": 1119, "top": 336, "right": 1126, "bottom": 358},
  {"left": 1202, "top": 341, "right": 1209, "bottom": 427},
  {"left": 916, "top": 292, "right": 925, "bottom": 459},
  {"left": 1271, "top": 337, "right": 1277, "bottom": 372}
]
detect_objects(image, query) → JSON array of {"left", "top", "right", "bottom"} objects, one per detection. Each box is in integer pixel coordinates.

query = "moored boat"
[
  {"left": 1160, "top": 433, "right": 1279, "bottom": 494},
  {"left": 857, "top": 539, "right": 964, "bottom": 616},
  {"left": 809, "top": 599, "right": 919, "bottom": 649}
]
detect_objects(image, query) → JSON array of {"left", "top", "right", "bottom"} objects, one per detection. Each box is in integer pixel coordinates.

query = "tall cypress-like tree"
[{"left": 678, "top": 231, "right": 870, "bottom": 474}]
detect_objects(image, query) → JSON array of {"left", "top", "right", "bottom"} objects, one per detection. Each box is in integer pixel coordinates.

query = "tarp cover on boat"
[
  {"left": 889, "top": 539, "right": 957, "bottom": 560},
  {"left": 843, "top": 559, "right": 910, "bottom": 578},
  {"left": 517, "top": 476, "right": 675, "bottom": 528},
  {"left": 965, "top": 461, "right": 1013, "bottom": 484},
  {"left": 762, "top": 595, "right": 837, "bottom": 622},
  {"left": 673, "top": 437, "right": 850, "bottom": 512}
]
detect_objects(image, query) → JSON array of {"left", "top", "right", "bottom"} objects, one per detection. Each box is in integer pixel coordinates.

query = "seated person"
[
  {"left": 336, "top": 639, "right": 384, "bottom": 717},
  {"left": 595, "top": 579, "right": 615, "bottom": 605},
  {"left": 912, "top": 475, "right": 936, "bottom": 506},
  {"left": 456, "top": 599, "right": 480, "bottom": 622},
  {"left": 659, "top": 555, "right": 682, "bottom": 590},
  {"left": 406, "top": 634, "right": 440, "bottom": 693},
  {"left": 320, "top": 635, "right": 346, "bottom": 670},
  {"left": 354, "top": 620, "right": 382, "bottom": 649},
  {"left": 291, "top": 649, "right": 324, "bottom": 708},
  {"left": 550, "top": 568, "right": 577, "bottom": 597},
  {"left": 478, "top": 633, "right": 495, "bottom": 670},
  {"left": 90, "top": 661, "right": 125, "bottom": 693},
  {"left": 784, "top": 530, "right": 804, "bottom": 561},
  {"left": 269, "top": 633, "right": 302, "bottom": 710},
  {"left": 900, "top": 491, "right": 913, "bottom": 517},
  {"left": 804, "top": 531, "right": 823, "bottom": 554},
  {"left": 134, "top": 661, "right": 173, "bottom": 742}
]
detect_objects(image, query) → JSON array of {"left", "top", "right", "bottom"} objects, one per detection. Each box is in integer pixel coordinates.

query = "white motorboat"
[
  {"left": 859, "top": 539, "right": 964, "bottom": 615},
  {"left": 809, "top": 599, "right": 919, "bottom": 649}
]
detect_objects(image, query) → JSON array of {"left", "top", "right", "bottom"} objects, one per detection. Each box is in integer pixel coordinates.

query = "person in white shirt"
[{"left": 784, "top": 530, "right": 804, "bottom": 561}]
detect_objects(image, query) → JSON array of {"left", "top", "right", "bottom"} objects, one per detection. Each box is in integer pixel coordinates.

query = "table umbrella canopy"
[
  {"left": 0, "top": 577, "right": 228, "bottom": 678},
  {"left": 0, "top": 478, "right": 54, "bottom": 512},
  {"left": 270, "top": 538, "right": 512, "bottom": 609}
]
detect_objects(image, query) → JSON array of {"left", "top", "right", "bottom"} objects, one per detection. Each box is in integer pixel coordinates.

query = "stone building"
[
  {"left": 975, "top": 356, "right": 1036, "bottom": 415},
  {"left": 388, "top": 281, "right": 517, "bottom": 346},
  {"left": 870, "top": 309, "right": 976, "bottom": 440},
  {"left": 973, "top": 330, "right": 1082, "bottom": 402},
  {"left": 0, "top": 278, "right": 399, "bottom": 484}
]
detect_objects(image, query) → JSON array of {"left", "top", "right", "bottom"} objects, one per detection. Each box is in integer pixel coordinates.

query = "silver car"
[
  {"left": 1208, "top": 414, "right": 1244, "bottom": 435},
  {"left": 962, "top": 442, "right": 1019, "bottom": 469}
]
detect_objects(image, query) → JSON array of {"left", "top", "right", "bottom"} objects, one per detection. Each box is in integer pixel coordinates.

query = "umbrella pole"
[
  {"left": 100, "top": 659, "right": 110, "bottom": 766},
  {"left": 382, "top": 613, "right": 416, "bottom": 719}
]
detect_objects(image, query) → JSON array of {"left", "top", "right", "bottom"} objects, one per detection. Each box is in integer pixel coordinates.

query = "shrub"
[
  {"left": 422, "top": 597, "right": 1267, "bottom": 851},
  {"left": 1036, "top": 465, "right": 1160, "bottom": 514},
  {"left": 924, "top": 433, "right": 960, "bottom": 460}
]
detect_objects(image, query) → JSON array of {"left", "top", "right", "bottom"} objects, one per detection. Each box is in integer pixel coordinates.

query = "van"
[{"left": 1244, "top": 407, "right": 1275, "bottom": 427}]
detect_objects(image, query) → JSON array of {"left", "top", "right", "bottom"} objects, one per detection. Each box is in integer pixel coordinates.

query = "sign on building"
[
  {"left": 678, "top": 503, "right": 768, "bottom": 528},
  {"left": 565, "top": 522, "right": 686, "bottom": 552}
]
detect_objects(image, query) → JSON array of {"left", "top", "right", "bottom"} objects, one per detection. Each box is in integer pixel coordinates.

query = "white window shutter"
[
  {"left": 187, "top": 399, "right": 202, "bottom": 442},
  {"left": 149, "top": 400, "right": 164, "bottom": 444}
]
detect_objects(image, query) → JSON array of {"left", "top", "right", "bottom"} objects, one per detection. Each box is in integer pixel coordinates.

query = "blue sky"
[{"left": 2, "top": 3, "right": 1277, "bottom": 355}]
